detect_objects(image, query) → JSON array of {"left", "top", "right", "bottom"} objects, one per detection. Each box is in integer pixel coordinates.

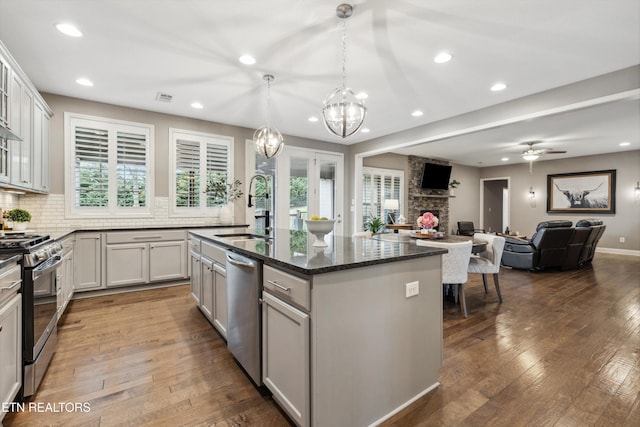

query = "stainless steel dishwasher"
[{"left": 225, "top": 251, "right": 263, "bottom": 385}]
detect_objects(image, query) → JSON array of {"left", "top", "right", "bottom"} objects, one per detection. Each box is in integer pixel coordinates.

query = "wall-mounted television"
[{"left": 420, "top": 162, "right": 452, "bottom": 190}]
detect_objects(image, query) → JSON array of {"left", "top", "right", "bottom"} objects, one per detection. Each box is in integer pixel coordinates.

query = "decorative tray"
[{"left": 409, "top": 231, "right": 446, "bottom": 239}]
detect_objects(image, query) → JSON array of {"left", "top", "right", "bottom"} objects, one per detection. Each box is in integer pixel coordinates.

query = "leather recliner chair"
[
  {"left": 501, "top": 220, "right": 575, "bottom": 270},
  {"left": 576, "top": 219, "right": 606, "bottom": 265}
]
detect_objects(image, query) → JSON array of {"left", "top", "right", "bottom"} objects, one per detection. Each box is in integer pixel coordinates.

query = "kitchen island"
[{"left": 189, "top": 228, "right": 446, "bottom": 427}]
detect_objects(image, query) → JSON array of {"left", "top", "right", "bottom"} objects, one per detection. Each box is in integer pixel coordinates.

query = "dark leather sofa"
[{"left": 501, "top": 219, "right": 605, "bottom": 271}]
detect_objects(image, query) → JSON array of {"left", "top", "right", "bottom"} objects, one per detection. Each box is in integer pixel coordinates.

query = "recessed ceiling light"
[
  {"left": 75, "top": 78, "right": 93, "bottom": 87},
  {"left": 491, "top": 82, "right": 507, "bottom": 92},
  {"left": 433, "top": 52, "right": 452, "bottom": 63},
  {"left": 239, "top": 54, "right": 256, "bottom": 65},
  {"left": 361, "top": 128, "right": 370, "bottom": 133},
  {"left": 619, "top": 141, "right": 631, "bottom": 146},
  {"left": 56, "top": 23, "right": 83, "bottom": 37},
  {"left": 501, "top": 157, "right": 509, "bottom": 161},
  {"left": 356, "top": 92, "right": 368, "bottom": 100},
  {"left": 191, "top": 102, "right": 203, "bottom": 109},
  {"left": 308, "top": 116, "right": 319, "bottom": 122},
  {"left": 411, "top": 110, "right": 423, "bottom": 117}
]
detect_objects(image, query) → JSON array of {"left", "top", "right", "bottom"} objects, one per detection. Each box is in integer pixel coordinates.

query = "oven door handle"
[{"left": 33, "top": 255, "right": 64, "bottom": 279}]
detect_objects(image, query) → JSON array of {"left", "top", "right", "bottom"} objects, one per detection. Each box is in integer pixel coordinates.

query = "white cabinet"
[
  {"left": 56, "top": 236, "right": 74, "bottom": 321},
  {"left": 32, "top": 98, "right": 50, "bottom": 193},
  {"left": 1, "top": 41, "right": 50, "bottom": 193},
  {"left": 262, "top": 289, "right": 310, "bottom": 427},
  {"left": 149, "top": 240, "right": 187, "bottom": 282},
  {"left": 0, "top": 292, "right": 21, "bottom": 424},
  {"left": 198, "top": 240, "right": 228, "bottom": 339},
  {"left": 74, "top": 232, "right": 103, "bottom": 291},
  {"left": 0, "top": 56, "right": 10, "bottom": 132},
  {"left": 106, "top": 243, "right": 148, "bottom": 287},
  {"left": 200, "top": 257, "right": 214, "bottom": 320},
  {"left": 212, "top": 263, "right": 227, "bottom": 337},
  {"left": 190, "top": 250, "right": 202, "bottom": 305},
  {"left": 10, "top": 83, "right": 33, "bottom": 188},
  {"left": 105, "top": 230, "right": 188, "bottom": 288}
]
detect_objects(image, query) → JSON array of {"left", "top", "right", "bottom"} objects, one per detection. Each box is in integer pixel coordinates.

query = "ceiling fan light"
[{"left": 523, "top": 153, "right": 539, "bottom": 161}]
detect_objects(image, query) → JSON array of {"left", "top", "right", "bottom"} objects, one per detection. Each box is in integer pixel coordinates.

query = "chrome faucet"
[{"left": 247, "top": 174, "right": 271, "bottom": 234}]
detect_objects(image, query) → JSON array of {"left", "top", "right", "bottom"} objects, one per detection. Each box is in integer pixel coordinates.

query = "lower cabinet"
[
  {"left": 105, "top": 231, "right": 187, "bottom": 288},
  {"left": 262, "top": 290, "right": 310, "bottom": 427},
  {"left": 106, "top": 243, "right": 148, "bottom": 287},
  {"left": 0, "top": 293, "right": 21, "bottom": 421},
  {"left": 212, "top": 263, "right": 227, "bottom": 337},
  {"left": 74, "top": 232, "right": 102, "bottom": 291},
  {"left": 190, "top": 250, "right": 201, "bottom": 305},
  {"left": 200, "top": 255, "right": 228, "bottom": 339}
]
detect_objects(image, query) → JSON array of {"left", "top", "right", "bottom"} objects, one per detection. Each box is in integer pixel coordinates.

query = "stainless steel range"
[{"left": 0, "top": 233, "right": 61, "bottom": 398}]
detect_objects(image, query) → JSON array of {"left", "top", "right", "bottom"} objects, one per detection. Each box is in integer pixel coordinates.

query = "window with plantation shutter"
[
  {"left": 65, "top": 113, "right": 154, "bottom": 217},
  {"left": 362, "top": 167, "right": 404, "bottom": 228},
  {"left": 169, "top": 129, "right": 233, "bottom": 215}
]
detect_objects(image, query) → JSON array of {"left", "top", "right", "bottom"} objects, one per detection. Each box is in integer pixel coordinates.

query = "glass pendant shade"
[
  {"left": 253, "top": 125, "right": 284, "bottom": 159},
  {"left": 253, "top": 74, "right": 284, "bottom": 158},
  {"left": 522, "top": 153, "right": 539, "bottom": 161},
  {"left": 322, "top": 3, "right": 366, "bottom": 139},
  {"left": 322, "top": 87, "right": 366, "bottom": 138}
]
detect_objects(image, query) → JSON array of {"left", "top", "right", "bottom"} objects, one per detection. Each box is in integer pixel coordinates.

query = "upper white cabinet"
[{"left": 0, "top": 40, "right": 51, "bottom": 193}]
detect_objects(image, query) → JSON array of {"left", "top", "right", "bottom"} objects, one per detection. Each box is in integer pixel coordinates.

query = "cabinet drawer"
[
  {"left": 0, "top": 263, "right": 21, "bottom": 306},
  {"left": 202, "top": 241, "right": 226, "bottom": 265},
  {"left": 189, "top": 237, "right": 201, "bottom": 254},
  {"left": 106, "top": 230, "right": 186, "bottom": 244},
  {"left": 263, "top": 265, "right": 310, "bottom": 312}
]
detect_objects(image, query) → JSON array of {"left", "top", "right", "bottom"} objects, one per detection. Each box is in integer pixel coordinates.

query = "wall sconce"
[
  {"left": 635, "top": 181, "right": 640, "bottom": 199},
  {"left": 528, "top": 187, "right": 536, "bottom": 199}
]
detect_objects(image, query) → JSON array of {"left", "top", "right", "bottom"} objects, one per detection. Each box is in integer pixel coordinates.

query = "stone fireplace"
[{"left": 408, "top": 156, "right": 452, "bottom": 234}]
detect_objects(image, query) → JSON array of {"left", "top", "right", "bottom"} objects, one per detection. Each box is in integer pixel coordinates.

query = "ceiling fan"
[
  {"left": 520, "top": 141, "right": 567, "bottom": 161},
  {"left": 518, "top": 140, "right": 567, "bottom": 173}
]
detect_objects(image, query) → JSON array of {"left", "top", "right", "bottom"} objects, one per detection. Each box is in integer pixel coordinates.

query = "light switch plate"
[{"left": 406, "top": 281, "right": 419, "bottom": 298}]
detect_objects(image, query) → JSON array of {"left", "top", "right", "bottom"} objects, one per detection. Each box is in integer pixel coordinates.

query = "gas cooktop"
[{"left": 0, "top": 234, "right": 51, "bottom": 250}]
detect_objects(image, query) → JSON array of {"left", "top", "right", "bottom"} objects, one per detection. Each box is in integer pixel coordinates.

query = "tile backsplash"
[{"left": 18, "top": 193, "right": 227, "bottom": 232}]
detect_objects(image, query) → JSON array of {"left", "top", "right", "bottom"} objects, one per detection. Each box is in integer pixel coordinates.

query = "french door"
[
  {"left": 276, "top": 147, "right": 344, "bottom": 235},
  {"left": 246, "top": 142, "right": 344, "bottom": 235}
]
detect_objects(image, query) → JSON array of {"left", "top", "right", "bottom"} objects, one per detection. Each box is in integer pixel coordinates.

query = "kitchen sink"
[{"left": 215, "top": 233, "right": 271, "bottom": 241}]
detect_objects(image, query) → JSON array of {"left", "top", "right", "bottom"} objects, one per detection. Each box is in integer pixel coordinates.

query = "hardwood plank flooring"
[{"left": 3, "top": 253, "right": 639, "bottom": 427}]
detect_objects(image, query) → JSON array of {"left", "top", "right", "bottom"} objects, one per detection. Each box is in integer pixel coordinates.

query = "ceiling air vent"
[{"left": 155, "top": 92, "right": 173, "bottom": 102}]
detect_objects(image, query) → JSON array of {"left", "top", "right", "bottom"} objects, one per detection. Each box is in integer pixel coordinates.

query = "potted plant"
[
  {"left": 364, "top": 215, "right": 385, "bottom": 234},
  {"left": 8, "top": 208, "right": 32, "bottom": 231},
  {"left": 449, "top": 179, "right": 461, "bottom": 196},
  {"left": 205, "top": 174, "right": 243, "bottom": 223}
]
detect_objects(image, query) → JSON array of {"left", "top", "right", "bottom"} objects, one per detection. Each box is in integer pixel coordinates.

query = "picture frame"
[{"left": 547, "top": 169, "right": 616, "bottom": 214}]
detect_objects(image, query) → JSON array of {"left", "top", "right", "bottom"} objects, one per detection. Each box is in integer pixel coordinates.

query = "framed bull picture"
[{"left": 547, "top": 169, "right": 616, "bottom": 214}]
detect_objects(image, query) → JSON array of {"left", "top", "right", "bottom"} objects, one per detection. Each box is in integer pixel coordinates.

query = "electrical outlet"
[
  {"left": 619, "top": 237, "right": 625, "bottom": 243},
  {"left": 405, "top": 281, "right": 419, "bottom": 298}
]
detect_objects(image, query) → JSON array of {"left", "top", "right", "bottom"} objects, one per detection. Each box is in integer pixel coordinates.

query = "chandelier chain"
[{"left": 341, "top": 19, "right": 347, "bottom": 89}]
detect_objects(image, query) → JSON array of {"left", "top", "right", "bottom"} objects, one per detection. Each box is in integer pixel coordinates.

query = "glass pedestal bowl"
[{"left": 304, "top": 219, "right": 336, "bottom": 247}]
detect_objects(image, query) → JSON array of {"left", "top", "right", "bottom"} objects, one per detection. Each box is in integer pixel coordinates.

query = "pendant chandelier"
[
  {"left": 254, "top": 74, "right": 284, "bottom": 158},
  {"left": 322, "top": 3, "right": 366, "bottom": 138}
]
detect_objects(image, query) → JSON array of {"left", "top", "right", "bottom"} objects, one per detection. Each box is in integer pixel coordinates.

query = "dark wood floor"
[{"left": 3, "top": 253, "right": 639, "bottom": 426}]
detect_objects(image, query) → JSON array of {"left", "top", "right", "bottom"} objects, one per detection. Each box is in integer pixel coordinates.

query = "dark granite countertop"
[
  {"left": 189, "top": 228, "right": 446, "bottom": 276},
  {"left": 38, "top": 225, "right": 249, "bottom": 241}
]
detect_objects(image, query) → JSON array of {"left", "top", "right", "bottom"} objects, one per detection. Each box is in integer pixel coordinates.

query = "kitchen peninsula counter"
[
  {"left": 190, "top": 228, "right": 445, "bottom": 427},
  {"left": 189, "top": 228, "right": 446, "bottom": 275}
]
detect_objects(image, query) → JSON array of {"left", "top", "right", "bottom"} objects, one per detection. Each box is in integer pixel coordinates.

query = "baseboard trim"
[
  {"left": 368, "top": 381, "right": 441, "bottom": 427},
  {"left": 597, "top": 247, "right": 640, "bottom": 257}
]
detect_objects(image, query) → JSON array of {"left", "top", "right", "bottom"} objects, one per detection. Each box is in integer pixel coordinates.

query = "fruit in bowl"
[{"left": 304, "top": 218, "right": 336, "bottom": 247}]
